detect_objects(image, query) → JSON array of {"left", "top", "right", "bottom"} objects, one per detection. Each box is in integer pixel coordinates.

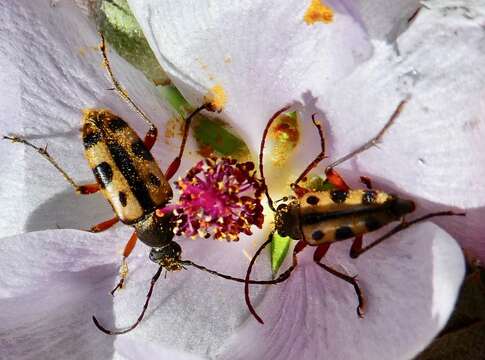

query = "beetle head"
[
  {"left": 274, "top": 197, "right": 301, "bottom": 240},
  {"left": 149, "top": 241, "right": 183, "bottom": 271}
]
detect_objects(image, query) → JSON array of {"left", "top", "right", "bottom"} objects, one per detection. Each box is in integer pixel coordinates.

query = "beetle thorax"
[{"left": 134, "top": 213, "right": 175, "bottom": 248}]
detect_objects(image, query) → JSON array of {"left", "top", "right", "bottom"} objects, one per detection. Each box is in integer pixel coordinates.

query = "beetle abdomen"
[
  {"left": 299, "top": 190, "right": 415, "bottom": 245},
  {"left": 82, "top": 109, "right": 172, "bottom": 224}
]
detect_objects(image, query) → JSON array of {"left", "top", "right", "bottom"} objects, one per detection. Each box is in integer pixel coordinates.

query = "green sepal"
[
  {"left": 193, "top": 117, "right": 249, "bottom": 157},
  {"left": 159, "top": 85, "right": 191, "bottom": 116},
  {"left": 159, "top": 85, "right": 250, "bottom": 159},
  {"left": 97, "top": 0, "right": 168, "bottom": 85},
  {"left": 271, "top": 232, "right": 292, "bottom": 275}
]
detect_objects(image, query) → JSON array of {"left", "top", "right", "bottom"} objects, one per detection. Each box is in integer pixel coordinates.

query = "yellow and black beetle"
[
  {"left": 244, "top": 101, "right": 464, "bottom": 324},
  {"left": 3, "top": 35, "right": 273, "bottom": 334}
]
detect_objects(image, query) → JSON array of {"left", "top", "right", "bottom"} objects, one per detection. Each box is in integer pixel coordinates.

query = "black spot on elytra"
[
  {"left": 362, "top": 190, "right": 377, "bottom": 205},
  {"left": 83, "top": 130, "right": 101, "bottom": 149},
  {"left": 335, "top": 226, "right": 354, "bottom": 240},
  {"left": 131, "top": 140, "right": 153, "bottom": 161},
  {"left": 306, "top": 195, "right": 320, "bottom": 205},
  {"left": 119, "top": 191, "right": 127, "bottom": 207},
  {"left": 92, "top": 162, "right": 113, "bottom": 188},
  {"left": 107, "top": 142, "right": 155, "bottom": 212},
  {"left": 149, "top": 173, "right": 161, "bottom": 187},
  {"left": 311, "top": 230, "right": 324, "bottom": 241},
  {"left": 330, "top": 190, "right": 348, "bottom": 203},
  {"left": 108, "top": 117, "right": 128, "bottom": 132},
  {"left": 365, "top": 216, "right": 382, "bottom": 232}
]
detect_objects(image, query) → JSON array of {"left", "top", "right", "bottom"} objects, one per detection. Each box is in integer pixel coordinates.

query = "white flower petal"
[
  {"left": 114, "top": 338, "right": 206, "bottom": 360},
  {"left": 0, "top": 1, "right": 173, "bottom": 237},
  {"left": 129, "top": 0, "right": 372, "bottom": 152},
  {"left": 0, "top": 229, "right": 121, "bottom": 359},
  {"left": 218, "top": 222, "right": 464, "bottom": 360},
  {"left": 355, "top": 0, "right": 420, "bottom": 40},
  {"left": 0, "top": 227, "right": 272, "bottom": 359},
  {"left": 94, "top": 230, "right": 270, "bottom": 358},
  {"left": 321, "top": 3, "right": 485, "bottom": 259}
]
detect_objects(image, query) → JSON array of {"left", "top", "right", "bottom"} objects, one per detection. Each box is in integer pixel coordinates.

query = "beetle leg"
[
  {"left": 164, "top": 104, "right": 211, "bottom": 180},
  {"left": 89, "top": 216, "right": 119, "bottom": 233},
  {"left": 325, "top": 98, "right": 409, "bottom": 172},
  {"left": 349, "top": 235, "right": 363, "bottom": 258},
  {"left": 111, "top": 231, "right": 138, "bottom": 296},
  {"left": 93, "top": 265, "right": 164, "bottom": 335},
  {"left": 325, "top": 168, "right": 350, "bottom": 191},
  {"left": 313, "top": 243, "right": 365, "bottom": 318},
  {"left": 291, "top": 114, "right": 326, "bottom": 190},
  {"left": 3, "top": 136, "right": 101, "bottom": 194},
  {"left": 350, "top": 211, "right": 465, "bottom": 258},
  {"left": 360, "top": 176, "right": 373, "bottom": 189}
]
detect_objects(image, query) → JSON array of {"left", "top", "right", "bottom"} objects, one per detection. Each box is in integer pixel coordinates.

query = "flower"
[
  {"left": 126, "top": 0, "right": 484, "bottom": 358},
  {"left": 157, "top": 157, "right": 264, "bottom": 241},
  {"left": 0, "top": 1, "right": 483, "bottom": 360}
]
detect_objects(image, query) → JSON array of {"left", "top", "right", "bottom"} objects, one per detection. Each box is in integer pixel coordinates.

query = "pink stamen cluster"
[{"left": 156, "top": 158, "right": 264, "bottom": 241}]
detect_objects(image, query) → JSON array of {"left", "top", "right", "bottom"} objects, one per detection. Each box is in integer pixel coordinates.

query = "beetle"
[
  {"left": 244, "top": 100, "right": 465, "bottom": 324},
  {"left": 3, "top": 34, "right": 274, "bottom": 335}
]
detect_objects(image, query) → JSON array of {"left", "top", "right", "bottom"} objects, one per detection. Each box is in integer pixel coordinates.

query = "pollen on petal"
[
  {"left": 304, "top": 0, "right": 334, "bottom": 25},
  {"left": 206, "top": 84, "right": 227, "bottom": 111}
]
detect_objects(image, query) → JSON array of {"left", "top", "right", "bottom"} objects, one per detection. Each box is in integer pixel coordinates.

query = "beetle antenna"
[
  {"left": 181, "top": 259, "right": 295, "bottom": 285},
  {"left": 260, "top": 107, "right": 291, "bottom": 212},
  {"left": 244, "top": 232, "right": 275, "bottom": 324},
  {"left": 92, "top": 266, "right": 163, "bottom": 335}
]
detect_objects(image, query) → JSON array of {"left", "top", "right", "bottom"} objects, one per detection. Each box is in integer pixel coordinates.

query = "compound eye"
[
  {"left": 277, "top": 229, "right": 288, "bottom": 237},
  {"left": 277, "top": 204, "right": 287, "bottom": 212}
]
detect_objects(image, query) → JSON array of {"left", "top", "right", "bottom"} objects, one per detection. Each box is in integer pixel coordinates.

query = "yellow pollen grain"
[
  {"left": 207, "top": 84, "right": 227, "bottom": 111},
  {"left": 304, "top": 0, "right": 334, "bottom": 25}
]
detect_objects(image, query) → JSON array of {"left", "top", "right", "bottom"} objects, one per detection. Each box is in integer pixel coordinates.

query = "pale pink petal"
[{"left": 219, "top": 223, "right": 464, "bottom": 360}]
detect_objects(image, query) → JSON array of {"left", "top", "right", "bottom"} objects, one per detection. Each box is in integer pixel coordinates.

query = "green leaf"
[{"left": 271, "top": 232, "right": 291, "bottom": 275}]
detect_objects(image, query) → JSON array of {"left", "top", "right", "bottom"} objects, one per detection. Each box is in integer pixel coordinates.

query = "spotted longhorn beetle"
[
  {"left": 244, "top": 101, "right": 465, "bottom": 324},
  {"left": 4, "top": 34, "right": 277, "bottom": 334}
]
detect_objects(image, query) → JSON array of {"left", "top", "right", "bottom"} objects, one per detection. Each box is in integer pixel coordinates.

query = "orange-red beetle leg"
[
  {"left": 313, "top": 243, "right": 365, "bottom": 317},
  {"left": 359, "top": 176, "right": 373, "bottom": 190},
  {"left": 89, "top": 216, "right": 119, "bottom": 233},
  {"left": 325, "top": 168, "right": 350, "bottom": 191},
  {"left": 111, "top": 231, "right": 138, "bottom": 296},
  {"left": 143, "top": 126, "right": 158, "bottom": 151},
  {"left": 349, "top": 235, "right": 363, "bottom": 259},
  {"left": 77, "top": 182, "right": 100, "bottom": 195}
]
